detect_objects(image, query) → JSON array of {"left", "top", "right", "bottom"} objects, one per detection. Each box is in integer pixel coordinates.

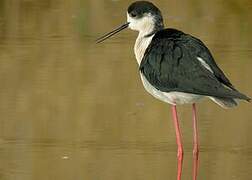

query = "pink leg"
[
  {"left": 192, "top": 103, "right": 199, "bottom": 180},
  {"left": 171, "top": 105, "right": 183, "bottom": 180}
]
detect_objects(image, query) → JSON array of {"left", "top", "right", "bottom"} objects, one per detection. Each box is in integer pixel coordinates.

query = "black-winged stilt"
[{"left": 96, "top": 1, "right": 250, "bottom": 180}]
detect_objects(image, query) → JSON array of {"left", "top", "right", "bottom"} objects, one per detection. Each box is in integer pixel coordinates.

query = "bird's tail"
[
  {"left": 209, "top": 97, "right": 238, "bottom": 108},
  {"left": 231, "top": 90, "right": 251, "bottom": 102},
  {"left": 219, "top": 87, "right": 251, "bottom": 102}
]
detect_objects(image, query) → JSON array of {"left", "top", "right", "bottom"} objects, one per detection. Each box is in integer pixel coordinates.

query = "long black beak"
[{"left": 96, "top": 22, "right": 130, "bottom": 43}]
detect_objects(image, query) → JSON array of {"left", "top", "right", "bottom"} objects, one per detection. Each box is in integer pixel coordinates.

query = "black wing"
[{"left": 139, "top": 29, "right": 250, "bottom": 100}]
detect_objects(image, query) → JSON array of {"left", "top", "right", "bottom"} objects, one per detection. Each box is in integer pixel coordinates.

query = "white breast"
[{"left": 134, "top": 34, "right": 154, "bottom": 64}]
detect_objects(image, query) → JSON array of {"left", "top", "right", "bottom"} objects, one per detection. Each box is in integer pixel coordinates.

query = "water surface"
[{"left": 0, "top": 0, "right": 252, "bottom": 180}]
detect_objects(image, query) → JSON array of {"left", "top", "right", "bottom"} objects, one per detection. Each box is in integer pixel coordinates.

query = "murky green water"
[{"left": 0, "top": 0, "right": 251, "bottom": 180}]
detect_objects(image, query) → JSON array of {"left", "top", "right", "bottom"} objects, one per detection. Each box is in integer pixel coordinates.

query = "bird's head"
[
  {"left": 96, "top": 1, "right": 164, "bottom": 43},
  {"left": 127, "top": 1, "right": 164, "bottom": 34}
]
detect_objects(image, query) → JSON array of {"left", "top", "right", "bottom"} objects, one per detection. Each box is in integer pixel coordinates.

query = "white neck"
[
  {"left": 127, "top": 13, "right": 157, "bottom": 65},
  {"left": 134, "top": 33, "right": 154, "bottom": 65}
]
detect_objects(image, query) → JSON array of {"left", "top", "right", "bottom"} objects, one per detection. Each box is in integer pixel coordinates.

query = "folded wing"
[{"left": 139, "top": 29, "right": 250, "bottom": 101}]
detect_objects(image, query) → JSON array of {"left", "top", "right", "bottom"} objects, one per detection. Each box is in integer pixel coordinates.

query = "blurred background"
[{"left": 0, "top": 0, "right": 251, "bottom": 180}]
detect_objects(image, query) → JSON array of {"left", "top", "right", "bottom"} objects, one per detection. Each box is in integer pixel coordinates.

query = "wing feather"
[{"left": 139, "top": 29, "right": 250, "bottom": 101}]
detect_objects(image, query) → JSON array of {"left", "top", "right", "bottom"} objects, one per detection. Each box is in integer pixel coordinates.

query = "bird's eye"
[{"left": 130, "top": 12, "right": 137, "bottom": 18}]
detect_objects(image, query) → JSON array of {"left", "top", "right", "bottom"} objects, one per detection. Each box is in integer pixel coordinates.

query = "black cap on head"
[{"left": 127, "top": 1, "right": 161, "bottom": 18}]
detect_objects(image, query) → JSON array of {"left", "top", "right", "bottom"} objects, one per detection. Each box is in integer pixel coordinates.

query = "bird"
[{"left": 96, "top": 1, "right": 251, "bottom": 180}]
